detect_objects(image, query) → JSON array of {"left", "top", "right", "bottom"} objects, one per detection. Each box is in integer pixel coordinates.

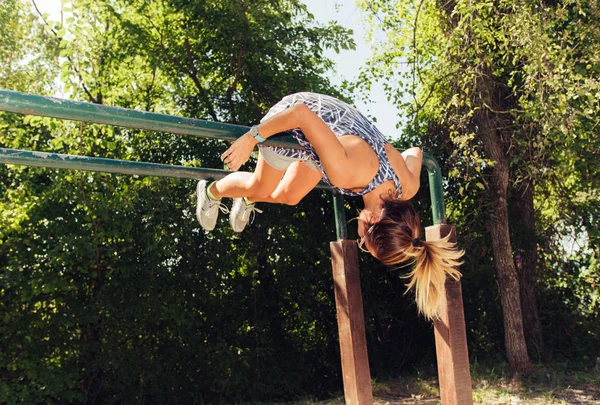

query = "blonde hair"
[{"left": 364, "top": 200, "right": 464, "bottom": 320}]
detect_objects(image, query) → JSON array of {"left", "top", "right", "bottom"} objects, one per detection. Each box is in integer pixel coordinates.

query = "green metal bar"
[
  {"left": 0, "top": 148, "right": 228, "bottom": 180},
  {"left": 332, "top": 193, "right": 348, "bottom": 240},
  {"left": 0, "top": 90, "right": 301, "bottom": 149},
  {"left": 422, "top": 153, "right": 446, "bottom": 224},
  {"left": 0, "top": 148, "right": 334, "bottom": 189}
]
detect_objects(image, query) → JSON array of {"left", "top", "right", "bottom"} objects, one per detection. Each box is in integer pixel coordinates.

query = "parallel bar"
[
  {"left": 0, "top": 90, "right": 300, "bottom": 148},
  {"left": 0, "top": 90, "right": 447, "bottom": 228},
  {"left": 0, "top": 148, "right": 333, "bottom": 188},
  {"left": 0, "top": 148, "right": 229, "bottom": 180}
]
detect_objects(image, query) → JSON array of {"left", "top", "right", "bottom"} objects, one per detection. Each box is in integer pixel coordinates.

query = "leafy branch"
[{"left": 31, "top": 0, "right": 100, "bottom": 104}]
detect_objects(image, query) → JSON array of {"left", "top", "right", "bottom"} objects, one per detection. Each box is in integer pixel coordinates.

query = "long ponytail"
[
  {"left": 365, "top": 200, "right": 464, "bottom": 320},
  {"left": 402, "top": 236, "right": 463, "bottom": 320}
]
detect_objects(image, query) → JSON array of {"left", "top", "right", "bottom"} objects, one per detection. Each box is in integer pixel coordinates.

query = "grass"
[{"left": 268, "top": 362, "right": 599, "bottom": 405}]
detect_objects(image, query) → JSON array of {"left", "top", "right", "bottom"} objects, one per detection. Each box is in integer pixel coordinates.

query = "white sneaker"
[
  {"left": 229, "top": 198, "right": 263, "bottom": 232},
  {"left": 196, "top": 180, "right": 229, "bottom": 231}
]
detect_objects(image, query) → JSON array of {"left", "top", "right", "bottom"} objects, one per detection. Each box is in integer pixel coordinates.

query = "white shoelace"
[
  {"left": 205, "top": 199, "right": 230, "bottom": 216},
  {"left": 241, "top": 203, "right": 263, "bottom": 224}
]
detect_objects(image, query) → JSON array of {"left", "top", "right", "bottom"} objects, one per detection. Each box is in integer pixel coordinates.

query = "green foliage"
[
  {"left": 0, "top": 0, "right": 369, "bottom": 403},
  {"left": 0, "top": 0, "right": 59, "bottom": 94}
]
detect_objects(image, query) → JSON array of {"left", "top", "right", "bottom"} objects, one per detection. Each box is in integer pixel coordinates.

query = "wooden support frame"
[
  {"left": 329, "top": 227, "right": 472, "bottom": 405},
  {"left": 426, "top": 224, "right": 473, "bottom": 405},
  {"left": 330, "top": 240, "right": 373, "bottom": 405}
]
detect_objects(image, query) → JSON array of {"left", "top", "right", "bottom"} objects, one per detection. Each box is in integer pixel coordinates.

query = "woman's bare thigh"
[{"left": 252, "top": 161, "right": 322, "bottom": 205}]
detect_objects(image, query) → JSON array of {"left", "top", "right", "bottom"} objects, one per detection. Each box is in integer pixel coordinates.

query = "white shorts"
[{"left": 258, "top": 146, "right": 321, "bottom": 173}]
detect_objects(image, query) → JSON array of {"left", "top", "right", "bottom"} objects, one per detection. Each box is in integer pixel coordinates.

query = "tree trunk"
[
  {"left": 478, "top": 112, "right": 533, "bottom": 375},
  {"left": 438, "top": 0, "right": 533, "bottom": 374},
  {"left": 512, "top": 178, "right": 544, "bottom": 359}
]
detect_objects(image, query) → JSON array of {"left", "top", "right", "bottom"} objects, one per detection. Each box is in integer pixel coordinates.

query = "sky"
[{"left": 36, "top": 0, "right": 400, "bottom": 139}]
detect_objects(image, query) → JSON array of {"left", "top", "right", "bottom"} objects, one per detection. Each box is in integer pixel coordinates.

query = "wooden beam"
[
  {"left": 426, "top": 224, "right": 473, "bottom": 405},
  {"left": 330, "top": 240, "right": 373, "bottom": 405}
]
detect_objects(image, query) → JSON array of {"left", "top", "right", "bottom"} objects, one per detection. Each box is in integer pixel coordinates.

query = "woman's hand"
[{"left": 221, "top": 133, "right": 259, "bottom": 171}]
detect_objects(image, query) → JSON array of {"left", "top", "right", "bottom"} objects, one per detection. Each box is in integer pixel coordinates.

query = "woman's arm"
[
  {"left": 221, "top": 103, "right": 348, "bottom": 172},
  {"left": 384, "top": 144, "right": 423, "bottom": 200}
]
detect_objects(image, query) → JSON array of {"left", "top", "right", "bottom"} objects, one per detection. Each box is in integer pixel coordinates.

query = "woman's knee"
[
  {"left": 289, "top": 102, "right": 311, "bottom": 126},
  {"left": 283, "top": 195, "right": 302, "bottom": 206},
  {"left": 271, "top": 189, "right": 302, "bottom": 206},
  {"left": 247, "top": 176, "right": 277, "bottom": 200}
]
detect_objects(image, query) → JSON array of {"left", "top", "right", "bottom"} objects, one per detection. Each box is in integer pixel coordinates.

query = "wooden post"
[
  {"left": 425, "top": 224, "right": 473, "bottom": 405},
  {"left": 330, "top": 240, "right": 373, "bottom": 405}
]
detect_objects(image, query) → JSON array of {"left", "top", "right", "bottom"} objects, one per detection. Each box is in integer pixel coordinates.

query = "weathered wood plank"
[
  {"left": 426, "top": 224, "right": 473, "bottom": 405},
  {"left": 330, "top": 240, "right": 373, "bottom": 405}
]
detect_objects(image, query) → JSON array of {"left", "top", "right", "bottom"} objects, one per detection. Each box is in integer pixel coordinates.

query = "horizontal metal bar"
[
  {"left": 0, "top": 89, "right": 302, "bottom": 149},
  {"left": 0, "top": 148, "right": 228, "bottom": 180},
  {"left": 0, "top": 147, "right": 333, "bottom": 189}
]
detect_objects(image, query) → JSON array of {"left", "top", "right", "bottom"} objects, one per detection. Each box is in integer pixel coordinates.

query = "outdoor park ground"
[{"left": 272, "top": 363, "right": 599, "bottom": 405}]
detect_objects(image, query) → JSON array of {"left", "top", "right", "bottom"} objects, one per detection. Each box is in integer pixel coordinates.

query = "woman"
[{"left": 196, "top": 92, "right": 462, "bottom": 320}]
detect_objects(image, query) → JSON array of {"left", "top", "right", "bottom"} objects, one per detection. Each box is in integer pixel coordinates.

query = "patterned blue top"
[{"left": 259, "top": 92, "right": 402, "bottom": 198}]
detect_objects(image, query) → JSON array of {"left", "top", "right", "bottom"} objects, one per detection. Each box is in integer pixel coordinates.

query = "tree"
[{"left": 358, "top": 0, "right": 600, "bottom": 373}]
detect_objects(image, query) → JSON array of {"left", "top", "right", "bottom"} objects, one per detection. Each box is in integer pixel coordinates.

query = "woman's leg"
[
  {"left": 215, "top": 159, "right": 320, "bottom": 233},
  {"left": 210, "top": 154, "right": 285, "bottom": 200},
  {"left": 244, "top": 104, "right": 348, "bottom": 177},
  {"left": 251, "top": 161, "right": 322, "bottom": 205},
  {"left": 237, "top": 103, "right": 375, "bottom": 188}
]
